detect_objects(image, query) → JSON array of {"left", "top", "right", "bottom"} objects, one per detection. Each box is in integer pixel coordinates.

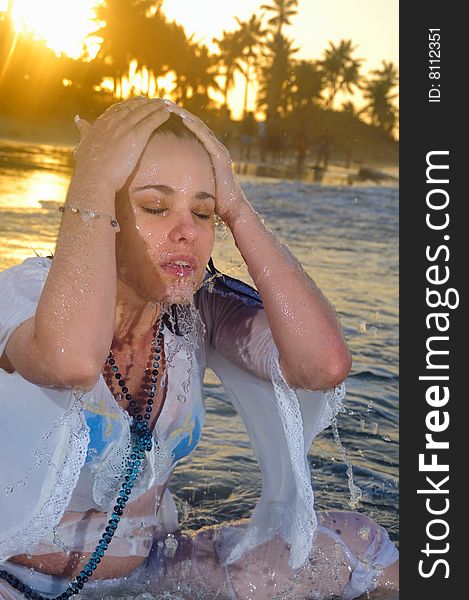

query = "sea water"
[{"left": 0, "top": 139, "right": 398, "bottom": 597}]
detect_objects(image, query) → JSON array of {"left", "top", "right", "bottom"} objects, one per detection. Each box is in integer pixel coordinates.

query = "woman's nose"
[{"left": 167, "top": 213, "right": 198, "bottom": 244}]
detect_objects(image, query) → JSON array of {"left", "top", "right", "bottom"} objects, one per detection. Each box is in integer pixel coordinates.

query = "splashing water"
[{"left": 331, "top": 418, "right": 363, "bottom": 509}]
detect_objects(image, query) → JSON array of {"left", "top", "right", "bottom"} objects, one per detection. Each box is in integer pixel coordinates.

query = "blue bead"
[
  {"left": 118, "top": 380, "right": 125, "bottom": 387},
  {"left": 126, "top": 393, "right": 132, "bottom": 400}
]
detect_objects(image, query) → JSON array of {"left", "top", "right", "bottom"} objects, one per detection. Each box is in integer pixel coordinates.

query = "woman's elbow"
[
  {"left": 285, "top": 344, "right": 352, "bottom": 391},
  {"left": 322, "top": 346, "right": 352, "bottom": 388}
]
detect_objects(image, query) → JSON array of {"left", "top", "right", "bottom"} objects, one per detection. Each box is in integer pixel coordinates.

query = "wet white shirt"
[{"left": 0, "top": 257, "right": 345, "bottom": 569}]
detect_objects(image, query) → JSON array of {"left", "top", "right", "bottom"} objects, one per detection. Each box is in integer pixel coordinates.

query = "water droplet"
[
  {"left": 177, "top": 394, "right": 187, "bottom": 404},
  {"left": 357, "top": 525, "right": 371, "bottom": 540},
  {"left": 86, "top": 447, "right": 98, "bottom": 461},
  {"left": 370, "top": 422, "right": 379, "bottom": 435},
  {"left": 164, "top": 532, "right": 178, "bottom": 557},
  {"left": 383, "top": 435, "right": 392, "bottom": 442},
  {"left": 358, "top": 320, "right": 367, "bottom": 334},
  {"left": 4, "top": 486, "right": 13, "bottom": 495}
]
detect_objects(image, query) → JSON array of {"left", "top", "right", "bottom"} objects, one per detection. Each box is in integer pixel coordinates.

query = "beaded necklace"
[{"left": 0, "top": 318, "right": 164, "bottom": 600}]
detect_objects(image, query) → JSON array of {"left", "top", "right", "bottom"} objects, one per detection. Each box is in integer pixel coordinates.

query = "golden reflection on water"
[
  {"left": 0, "top": 160, "right": 72, "bottom": 268},
  {"left": 0, "top": 168, "right": 70, "bottom": 209}
]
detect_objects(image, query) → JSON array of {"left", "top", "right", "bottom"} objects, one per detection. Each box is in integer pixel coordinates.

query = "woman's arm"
[
  {"left": 5, "top": 99, "right": 171, "bottom": 389},
  {"left": 223, "top": 203, "right": 352, "bottom": 390},
  {"left": 168, "top": 103, "right": 351, "bottom": 391}
]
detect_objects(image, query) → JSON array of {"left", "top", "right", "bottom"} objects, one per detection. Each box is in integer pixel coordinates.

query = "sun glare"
[{"left": 4, "top": 0, "right": 100, "bottom": 59}]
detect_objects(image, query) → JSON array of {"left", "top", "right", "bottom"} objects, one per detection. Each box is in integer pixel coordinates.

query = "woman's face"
[{"left": 116, "top": 133, "right": 216, "bottom": 305}]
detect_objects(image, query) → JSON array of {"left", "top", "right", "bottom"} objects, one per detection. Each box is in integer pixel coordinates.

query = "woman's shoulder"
[
  {"left": 0, "top": 255, "right": 52, "bottom": 279},
  {"left": 0, "top": 257, "right": 52, "bottom": 324},
  {"left": 195, "top": 271, "right": 263, "bottom": 310}
]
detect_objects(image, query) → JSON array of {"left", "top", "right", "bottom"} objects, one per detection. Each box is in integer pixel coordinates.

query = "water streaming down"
[{"left": 0, "top": 140, "right": 398, "bottom": 598}]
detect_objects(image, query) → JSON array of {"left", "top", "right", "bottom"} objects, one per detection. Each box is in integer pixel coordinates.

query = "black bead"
[{"left": 115, "top": 373, "right": 121, "bottom": 379}]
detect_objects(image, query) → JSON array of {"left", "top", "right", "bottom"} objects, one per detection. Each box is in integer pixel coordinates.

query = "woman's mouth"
[{"left": 160, "top": 259, "right": 197, "bottom": 278}]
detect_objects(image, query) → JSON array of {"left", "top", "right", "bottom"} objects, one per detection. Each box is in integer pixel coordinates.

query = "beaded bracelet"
[{"left": 58, "top": 205, "right": 120, "bottom": 232}]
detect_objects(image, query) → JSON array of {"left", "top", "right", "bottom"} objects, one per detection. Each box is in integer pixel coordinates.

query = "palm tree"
[
  {"left": 235, "top": 14, "right": 267, "bottom": 117},
  {"left": 319, "top": 39, "right": 363, "bottom": 110},
  {"left": 289, "top": 59, "right": 324, "bottom": 111},
  {"left": 260, "top": 0, "right": 299, "bottom": 37},
  {"left": 362, "top": 61, "right": 399, "bottom": 137},
  {"left": 257, "top": 32, "right": 299, "bottom": 118},
  {"left": 212, "top": 29, "right": 244, "bottom": 109},
  {"left": 255, "top": 1, "right": 298, "bottom": 118},
  {"left": 170, "top": 39, "right": 220, "bottom": 110},
  {"left": 90, "top": 0, "right": 163, "bottom": 98}
]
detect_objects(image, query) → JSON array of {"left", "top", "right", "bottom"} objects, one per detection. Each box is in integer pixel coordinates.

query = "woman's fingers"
[
  {"left": 74, "top": 116, "right": 92, "bottom": 140},
  {"left": 133, "top": 105, "right": 172, "bottom": 138}
]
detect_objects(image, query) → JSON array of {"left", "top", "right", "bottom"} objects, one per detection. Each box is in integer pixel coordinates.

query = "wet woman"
[{"left": 0, "top": 97, "right": 398, "bottom": 599}]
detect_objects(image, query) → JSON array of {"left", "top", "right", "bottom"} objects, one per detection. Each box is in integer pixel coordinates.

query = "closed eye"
[
  {"left": 144, "top": 208, "right": 212, "bottom": 220},
  {"left": 144, "top": 208, "right": 166, "bottom": 215}
]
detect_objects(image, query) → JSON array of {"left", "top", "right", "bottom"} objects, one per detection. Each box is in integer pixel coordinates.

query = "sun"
[{"left": 3, "top": 0, "right": 100, "bottom": 59}]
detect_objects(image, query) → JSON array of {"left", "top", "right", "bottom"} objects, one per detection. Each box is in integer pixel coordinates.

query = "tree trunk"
[{"left": 243, "top": 61, "right": 250, "bottom": 117}]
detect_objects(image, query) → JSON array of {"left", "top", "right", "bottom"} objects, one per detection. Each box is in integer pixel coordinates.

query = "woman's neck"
[{"left": 114, "top": 279, "right": 161, "bottom": 346}]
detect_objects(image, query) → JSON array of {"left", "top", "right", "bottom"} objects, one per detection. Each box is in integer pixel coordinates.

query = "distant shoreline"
[
  {"left": 0, "top": 114, "right": 77, "bottom": 147},
  {"left": 0, "top": 113, "right": 398, "bottom": 187}
]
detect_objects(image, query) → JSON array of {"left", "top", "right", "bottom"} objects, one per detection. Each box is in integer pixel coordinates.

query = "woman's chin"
[{"left": 159, "top": 274, "right": 200, "bottom": 305}]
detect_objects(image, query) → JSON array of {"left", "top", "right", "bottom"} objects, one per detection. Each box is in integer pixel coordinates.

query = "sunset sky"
[{"left": 1, "top": 0, "right": 399, "bottom": 118}]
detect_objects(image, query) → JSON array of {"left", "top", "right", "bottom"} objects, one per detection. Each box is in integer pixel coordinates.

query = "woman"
[{"left": 0, "top": 97, "right": 398, "bottom": 599}]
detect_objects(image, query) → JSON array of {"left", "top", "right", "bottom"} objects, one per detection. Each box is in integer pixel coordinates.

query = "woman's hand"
[
  {"left": 72, "top": 97, "right": 171, "bottom": 194},
  {"left": 163, "top": 102, "right": 253, "bottom": 225}
]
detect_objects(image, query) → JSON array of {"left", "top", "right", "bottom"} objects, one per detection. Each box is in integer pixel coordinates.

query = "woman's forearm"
[
  {"left": 226, "top": 202, "right": 352, "bottom": 390},
  {"left": 33, "top": 177, "right": 117, "bottom": 386}
]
